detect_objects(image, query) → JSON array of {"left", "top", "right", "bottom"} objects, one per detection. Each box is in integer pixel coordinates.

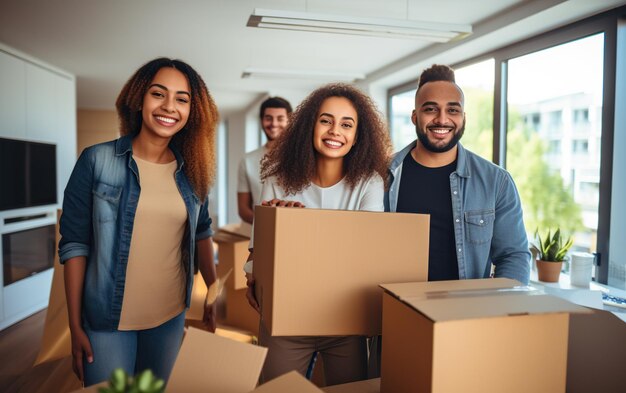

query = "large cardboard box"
[
  {"left": 253, "top": 206, "right": 429, "bottom": 336},
  {"left": 380, "top": 278, "right": 590, "bottom": 393}
]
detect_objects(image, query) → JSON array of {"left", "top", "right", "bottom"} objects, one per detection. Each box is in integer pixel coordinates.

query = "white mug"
[{"left": 570, "top": 252, "right": 594, "bottom": 287}]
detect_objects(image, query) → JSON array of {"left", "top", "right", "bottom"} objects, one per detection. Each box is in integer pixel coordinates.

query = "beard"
[{"left": 416, "top": 119, "right": 465, "bottom": 153}]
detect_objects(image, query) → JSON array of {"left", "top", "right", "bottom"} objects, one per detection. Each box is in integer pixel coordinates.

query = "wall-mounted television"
[{"left": 0, "top": 138, "right": 57, "bottom": 211}]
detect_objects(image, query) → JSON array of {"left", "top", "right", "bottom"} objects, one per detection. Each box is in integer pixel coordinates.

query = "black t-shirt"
[{"left": 397, "top": 153, "right": 460, "bottom": 281}]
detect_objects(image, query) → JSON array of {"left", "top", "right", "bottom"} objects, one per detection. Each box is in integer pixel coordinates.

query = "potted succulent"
[
  {"left": 98, "top": 368, "right": 164, "bottom": 393},
  {"left": 531, "top": 228, "right": 574, "bottom": 282}
]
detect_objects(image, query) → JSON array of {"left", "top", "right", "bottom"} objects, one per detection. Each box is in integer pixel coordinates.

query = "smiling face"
[
  {"left": 262, "top": 107, "right": 289, "bottom": 141},
  {"left": 412, "top": 80, "right": 465, "bottom": 153},
  {"left": 139, "top": 67, "right": 191, "bottom": 141},
  {"left": 312, "top": 96, "right": 358, "bottom": 160}
]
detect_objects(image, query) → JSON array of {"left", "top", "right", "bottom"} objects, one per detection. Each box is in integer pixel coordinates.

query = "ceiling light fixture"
[
  {"left": 247, "top": 8, "right": 472, "bottom": 42},
  {"left": 241, "top": 68, "right": 366, "bottom": 82}
]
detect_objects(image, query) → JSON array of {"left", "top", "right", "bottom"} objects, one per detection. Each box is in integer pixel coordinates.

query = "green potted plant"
[
  {"left": 531, "top": 228, "right": 574, "bottom": 282},
  {"left": 98, "top": 368, "right": 164, "bottom": 393}
]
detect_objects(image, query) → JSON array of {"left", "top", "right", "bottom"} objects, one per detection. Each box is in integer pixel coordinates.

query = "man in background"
[{"left": 237, "top": 96, "right": 292, "bottom": 224}]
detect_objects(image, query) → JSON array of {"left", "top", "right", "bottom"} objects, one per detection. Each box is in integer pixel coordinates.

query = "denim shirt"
[
  {"left": 58, "top": 135, "right": 213, "bottom": 331},
  {"left": 385, "top": 141, "right": 530, "bottom": 285}
]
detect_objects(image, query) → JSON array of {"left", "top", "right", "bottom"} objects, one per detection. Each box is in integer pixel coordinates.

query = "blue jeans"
[{"left": 83, "top": 311, "right": 185, "bottom": 386}]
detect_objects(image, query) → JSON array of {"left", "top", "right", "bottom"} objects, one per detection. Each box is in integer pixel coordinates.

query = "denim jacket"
[
  {"left": 58, "top": 135, "right": 213, "bottom": 331},
  {"left": 385, "top": 141, "right": 530, "bottom": 285}
]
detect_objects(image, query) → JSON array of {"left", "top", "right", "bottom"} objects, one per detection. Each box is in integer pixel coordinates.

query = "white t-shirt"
[
  {"left": 260, "top": 174, "right": 384, "bottom": 212},
  {"left": 244, "top": 174, "right": 384, "bottom": 273},
  {"left": 237, "top": 145, "right": 268, "bottom": 207}
]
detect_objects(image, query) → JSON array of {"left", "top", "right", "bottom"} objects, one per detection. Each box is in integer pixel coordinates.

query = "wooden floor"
[{"left": 0, "top": 309, "right": 81, "bottom": 393}]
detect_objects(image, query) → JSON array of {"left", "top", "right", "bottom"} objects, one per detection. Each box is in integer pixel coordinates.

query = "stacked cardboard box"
[{"left": 213, "top": 229, "right": 260, "bottom": 337}]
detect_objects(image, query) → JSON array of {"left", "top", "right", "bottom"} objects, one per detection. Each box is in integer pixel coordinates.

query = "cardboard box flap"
[
  {"left": 249, "top": 371, "right": 323, "bottom": 392},
  {"left": 214, "top": 229, "right": 250, "bottom": 243},
  {"left": 167, "top": 327, "right": 267, "bottom": 393},
  {"left": 404, "top": 293, "right": 591, "bottom": 322},
  {"left": 380, "top": 277, "right": 522, "bottom": 299},
  {"left": 219, "top": 222, "right": 252, "bottom": 239}
]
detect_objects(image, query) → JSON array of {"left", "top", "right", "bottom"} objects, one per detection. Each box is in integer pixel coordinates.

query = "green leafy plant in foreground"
[{"left": 98, "top": 368, "right": 165, "bottom": 393}]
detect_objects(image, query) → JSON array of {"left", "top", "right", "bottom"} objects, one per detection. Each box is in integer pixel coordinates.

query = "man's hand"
[
  {"left": 261, "top": 198, "right": 305, "bottom": 208},
  {"left": 69, "top": 326, "right": 93, "bottom": 382},
  {"left": 245, "top": 274, "right": 261, "bottom": 314}
]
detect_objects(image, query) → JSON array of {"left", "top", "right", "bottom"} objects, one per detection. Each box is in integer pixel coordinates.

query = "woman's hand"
[
  {"left": 245, "top": 273, "right": 261, "bottom": 314},
  {"left": 69, "top": 326, "right": 93, "bottom": 382},
  {"left": 203, "top": 301, "right": 217, "bottom": 333},
  {"left": 261, "top": 198, "right": 306, "bottom": 208}
]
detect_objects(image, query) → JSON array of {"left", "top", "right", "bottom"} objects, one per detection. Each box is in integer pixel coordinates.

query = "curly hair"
[
  {"left": 261, "top": 83, "right": 391, "bottom": 195},
  {"left": 115, "top": 57, "right": 218, "bottom": 200}
]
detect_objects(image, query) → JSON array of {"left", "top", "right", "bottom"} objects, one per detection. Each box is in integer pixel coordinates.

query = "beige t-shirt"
[{"left": 118, "top": 156, "right": 187, "bottom": 330}]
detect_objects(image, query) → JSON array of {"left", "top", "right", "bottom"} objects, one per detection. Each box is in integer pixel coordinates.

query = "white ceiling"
[{"left": 1, "top": 0, "right": 624, "bottom": 118}]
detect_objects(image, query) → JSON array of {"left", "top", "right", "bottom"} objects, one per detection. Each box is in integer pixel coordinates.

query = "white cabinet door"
[
  {"left": 25, "top": 63, "right": 56, "bottom": 142},
  {"left": 0, "top": 51, "right": 26, "bottom": 139},
  {"left": 54, "top": 75, "right": 77, "bottom": 205}
]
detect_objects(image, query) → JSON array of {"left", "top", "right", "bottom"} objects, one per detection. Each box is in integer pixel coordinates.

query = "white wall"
[{"left": 221, "top": 89, "right": 308, "bottom": 226}]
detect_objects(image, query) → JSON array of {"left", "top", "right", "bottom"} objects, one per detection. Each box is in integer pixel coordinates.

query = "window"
[
  {"left": 389, "top": 90, "right": 418, "bottom": 152},
  {"left": 455, "top": 59, "right": 494, "bottom": 160},
  {"left": 507, "top": 33, "right": 604, "bottom": 256},
  {"left": 573, "top": 108, "right": 590, "bottom": 124},
  {"left": 572, "top": 139, "right": 589, "bottom": 154}
]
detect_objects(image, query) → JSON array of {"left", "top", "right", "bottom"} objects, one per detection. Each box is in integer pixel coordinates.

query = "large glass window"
[
  {"left": 506, "top": 34, "right": 604, "bottom": 258},
  {"left": 389, "top": 90, "right": 417, "bottom": 152},
  {"left": 455, "top": 59, "right": 494, "bottom": 160}
]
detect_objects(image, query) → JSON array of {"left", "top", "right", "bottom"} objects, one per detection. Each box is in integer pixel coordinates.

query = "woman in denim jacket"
[{"left": 59, "top": 58, "right": 218, "bottom": 386}]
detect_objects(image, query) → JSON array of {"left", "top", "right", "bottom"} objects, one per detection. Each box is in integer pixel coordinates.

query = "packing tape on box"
[{"left": 423, "top": 286, "right": 538, "bottom": 299}]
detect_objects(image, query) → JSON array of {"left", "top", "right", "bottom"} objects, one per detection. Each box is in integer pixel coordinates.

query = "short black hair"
[
  {"left": 260, "top": 96, "right": 293, "bottom": 119},
  {"left": 417, "top": 64, "right": 456, "bottom": 89}
]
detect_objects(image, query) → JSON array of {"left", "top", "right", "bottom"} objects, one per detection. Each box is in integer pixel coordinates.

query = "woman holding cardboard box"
[
  {"left": 244, "top": 83, "right": 391, "bottom": 385},
  {"left": 59, "top": 58, "right": 219, "bottom": 386}
]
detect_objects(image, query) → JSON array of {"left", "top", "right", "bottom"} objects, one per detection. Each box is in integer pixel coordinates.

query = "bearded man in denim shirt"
[{"left": 385, "top": 64, "right": 530, "bottom": 285}]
